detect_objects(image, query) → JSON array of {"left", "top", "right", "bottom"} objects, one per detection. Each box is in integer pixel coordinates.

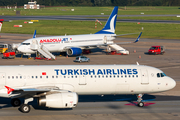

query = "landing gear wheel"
[
  {"left": 138, "top": 102, "right": 144, "bottom": 107},
  {"left": 20, "top": 104, "right": 31, "bottom": 113},
  {"left": 11, "top": 98, "right": 21, "bottom": 107}
]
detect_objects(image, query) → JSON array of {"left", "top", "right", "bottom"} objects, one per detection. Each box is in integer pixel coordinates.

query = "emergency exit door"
[
  {"left": 140, "top": 69, "right": 149, "bottom": 84},
  {"left": 0, "top": 73, "right": 6, "bottom": 89}
]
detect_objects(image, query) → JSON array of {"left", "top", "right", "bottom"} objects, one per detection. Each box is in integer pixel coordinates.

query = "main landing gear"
[
  {"left": 11, "top": 98, "right": 21, "bottom": 107},
  {"left": 137, "top": 94, "right": 144, "bottom": 107},
  {"left": 11, "top": 98, "right": 33, "bottom": 113}
]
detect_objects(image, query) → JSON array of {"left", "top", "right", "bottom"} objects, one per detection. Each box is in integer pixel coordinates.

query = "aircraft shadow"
[{"left": 1, "top": 94, "right": 180, "bottom": 111}]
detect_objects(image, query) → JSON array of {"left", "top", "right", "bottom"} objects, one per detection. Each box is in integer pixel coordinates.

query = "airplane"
[
  {"left": 17, "top": 7, "right": 142, "bottom": 60},
  {"left": 0, "top": 19, "right": 4, "bottom": 32},
  {"left": 0, "top": 64, "right": 176, "bottom": 113}
]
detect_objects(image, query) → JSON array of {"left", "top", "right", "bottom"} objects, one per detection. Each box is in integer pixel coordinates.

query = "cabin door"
[
  {"left": 0, "top": 73, "right": 6, "bottom": 89},
  {"left": 140, "top": 69, "right": 149, "bottom": 84},
  {"left": 79, "top": 75, "right": 86, "bottom": 85}
]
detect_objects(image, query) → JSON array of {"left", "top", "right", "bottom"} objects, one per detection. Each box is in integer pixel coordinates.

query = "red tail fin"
[
  {"left": 0, "top": 19, "right": 4, "bottom": 32},
  {"left": 5, "top": 86, "right": 14, "bottom": 94}
]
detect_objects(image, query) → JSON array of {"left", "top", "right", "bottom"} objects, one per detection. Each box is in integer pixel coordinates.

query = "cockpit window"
[
  {"left": 161, "top": 73, "right": 166, "bottom": 77},
  {"left": 157, "top": 73, "right": 160, "bottom": 78},
  {"left": 21, "top": 43, "right": 30, "bottom": 45},
  {"left": 157, "top": 73, "right": 166, "bottom": 78}
]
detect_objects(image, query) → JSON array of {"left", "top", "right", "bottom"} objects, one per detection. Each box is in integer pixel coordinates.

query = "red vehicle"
[
  {"left": 107, "top": 50, "right": 124, "bottom": 55},
  {"left": 148, "top": 46, "right": 165, "bottom": 55},
  {"left": 82, "top": 49, "right": 91, "bottom": 54},
  {"left": 3, "top": 52, "right": 16, "bottom": 59}
]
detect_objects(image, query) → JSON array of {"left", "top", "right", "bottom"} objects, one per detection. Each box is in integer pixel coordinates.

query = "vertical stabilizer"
[
  {"left": 95, "top": 7, "right": 118, "bottom": 34},
  {"left": 0, "top": 19, "right": 4, "bottom": 32},
  {"left": 33, "top": 30, "right": 36, "bottom": 38}
]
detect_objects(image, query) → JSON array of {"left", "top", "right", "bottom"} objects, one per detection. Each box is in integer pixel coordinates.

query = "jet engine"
[
  {"left": 67, "top": 47, "right": 82, "bottom": 56},
  {"left": 38, "top": 92, "right": 78, "bottom": 108}
]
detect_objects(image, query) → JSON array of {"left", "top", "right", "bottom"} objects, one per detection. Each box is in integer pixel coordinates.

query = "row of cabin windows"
[
  {"left": 7, "top": 75, "right": 138, "bottom": 79},
  {"left": 8, "top": 76, "right": 59, "bottom": 79},
  {"left": 90, "top": 75, "right": 138, "bottom": 78}
]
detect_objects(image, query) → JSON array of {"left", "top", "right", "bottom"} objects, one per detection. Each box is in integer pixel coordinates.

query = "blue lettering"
[
  {"left": 133, "top": 69, "right": 138, "bottom": 74},
  {"left": 106, "top": 69, "right": 112, "bottom": 75},
  {"left": 117, "top": 69, "right": 120, "bottom": 74},
  {"left": 112, "top": 69, "right": 117, "bottom": 75},
  {"left": 97, "top": 69, "right": 103, "bottom": 75},
  {"left": 54, "top": 69, "right": 59, "bottom": 75},
  {"left": 68, "top": 69, "right": 73, "bottom": 75},
  {"left": 60, "top": 69, "right": 67, "bottom": 75},
  {"left": 74, "top": 69, "right": 79, "bottom": 75},
  {"left": 120, "top": 69, "right": 126, "bottom": 74},
  {"left": 89, "top": 69, "right": 95, "bottom": 75},
  {"left": 83, "top": 69, "right": 88, "bottom": 75},
  {"left": 80, "top": 69, "right": 82, "bottom": 75},
  {"left": 127, "top": 69, "right": 132, "bottom": 74},
  {"left": 103, "top": 69, "right": 106, "bottom": 74}
]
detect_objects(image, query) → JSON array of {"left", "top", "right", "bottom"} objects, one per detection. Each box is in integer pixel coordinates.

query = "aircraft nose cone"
[
  {"left": 170, "top": 79, "right": 176, "bottom": 89},
  {"left": 17, "top": 46, "right": 22, "bottom": 52}
]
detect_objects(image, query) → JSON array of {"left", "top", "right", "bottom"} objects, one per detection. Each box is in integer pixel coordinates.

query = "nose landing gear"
[{"left": 137, "top": 94, "right": 144, "bottom": 107}]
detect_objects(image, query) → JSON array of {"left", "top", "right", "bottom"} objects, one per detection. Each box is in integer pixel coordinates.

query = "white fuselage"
[
  {"left": 0, "top": 65, "right": 176, "bottom": 97},
  {"left": 17, "top": 34, "right": 115, "bottom": 54}
]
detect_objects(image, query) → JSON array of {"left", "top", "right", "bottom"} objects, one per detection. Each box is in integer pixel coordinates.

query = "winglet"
[
  {"left": 33, "top": 30, "right": 36, "bottom": 38},
  {"left": 5, "top": 86, "right": 14, "bottom": 94},
  {"left": 134, "top": 32, "right": 142, "bottom": 43}
]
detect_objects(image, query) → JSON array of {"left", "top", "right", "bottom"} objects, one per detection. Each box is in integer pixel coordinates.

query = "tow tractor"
[
  {"left": 3, "top": 51, "right": 16, "bottom": 59},
  {"left": 148, "top": 46, "right": 165, "bottom": 55}
]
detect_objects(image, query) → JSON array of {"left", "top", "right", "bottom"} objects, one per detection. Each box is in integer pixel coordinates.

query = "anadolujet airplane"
[
  {"left": 17, "top": 7, "right": 142, "bottom": 59},
  {"left": 0, "top": 64, "right": 176, "bottom": 113}
]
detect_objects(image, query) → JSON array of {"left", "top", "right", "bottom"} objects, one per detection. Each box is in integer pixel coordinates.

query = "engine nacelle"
[
  {"left": 38, "top": 92, "right": 78, "bottom": 108},
  {"left": 67, "top": 47, "right": 82, "bottom": 56}
]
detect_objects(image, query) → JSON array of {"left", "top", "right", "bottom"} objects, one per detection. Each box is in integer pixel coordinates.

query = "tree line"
[{"left": 0, "top": 0, "right": 180, "bottom": 6}]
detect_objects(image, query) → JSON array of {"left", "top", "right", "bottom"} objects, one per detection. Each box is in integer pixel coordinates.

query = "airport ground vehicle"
[
  {"left": 74, "top": 56, "right": 90, "bottom": 62},
  {"left": 148, "top": 46, "right": 165, "bottom": 55},
  {"left": 2, "top": 51, "right": 16, "bottom": 59},
  {"left": 0, "top": 44, "right": 8, "bottom": 53},
  {"left": 0, "top": 43, "right": 20, "bottom": 54}
]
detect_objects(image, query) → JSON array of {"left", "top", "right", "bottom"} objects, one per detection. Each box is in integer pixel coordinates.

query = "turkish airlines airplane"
[
  {"left": 0, "top": 64, "right": 176, "bottom": 113},
  {"left": 17, "top": 7, "right": 142, "bottom": 59}
]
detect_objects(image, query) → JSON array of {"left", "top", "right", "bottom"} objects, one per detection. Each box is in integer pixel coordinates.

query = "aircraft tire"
[
  {"left": 11, "top": 98, "right": 21, "bottom": 107},
  {"left": 138, "top": 102, "right": 144, "bottom": 107},
  {"left": 20, "top": 104, "right": 31, "bottom": 113}
]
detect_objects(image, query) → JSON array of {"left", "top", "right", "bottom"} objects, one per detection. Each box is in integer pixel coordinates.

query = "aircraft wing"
[
  {"left": 5, "top": 86, "right": 66, "bottom": 98},
  {"left": 112, "top": 32, "right": 141, "bottom": 37},
  {"left": 112, "top": 32, "right": 142, "bottom": 45}
]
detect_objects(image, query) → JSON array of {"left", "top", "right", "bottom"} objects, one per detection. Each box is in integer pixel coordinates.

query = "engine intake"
[
  {"left": 67, "top": 47, "right": 82, "bottom": 56},
  {"left": 38, "top": 92, "right": 78, "bottom": 108}
]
